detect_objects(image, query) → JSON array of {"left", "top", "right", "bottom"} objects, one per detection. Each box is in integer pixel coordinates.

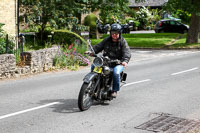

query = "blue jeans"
[{"left": 91, "top": 64, "right": 124, "bottom": 92}]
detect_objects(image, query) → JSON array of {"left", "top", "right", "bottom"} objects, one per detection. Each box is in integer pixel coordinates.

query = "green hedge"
[
  {"left": 52, "top": 30, "right": 88, "bottom": 46},
  {"left": 84, "top": 13, "right": 97, "bottom": 30}
]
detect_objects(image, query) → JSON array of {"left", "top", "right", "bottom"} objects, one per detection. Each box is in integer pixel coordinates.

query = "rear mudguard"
[{"left": 83, "top": 72, "right": 99, "bottom": 83}]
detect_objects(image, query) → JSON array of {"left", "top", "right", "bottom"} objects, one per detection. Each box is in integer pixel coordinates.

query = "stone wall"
[
  {"left": 0, "top": 54, "right": 16, "bottom": 79},
  {"left": 0, "top": 46, "right": 60, "bottom": 80},
  {"left": 0, "top": 0, "right": 16, "bottom": 37},
  {"left": 23, "top": 46, "right": 60, "bottom": 73}
]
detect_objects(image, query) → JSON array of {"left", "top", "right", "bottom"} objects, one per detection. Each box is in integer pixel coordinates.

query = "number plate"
[{"left": 93, "top": 67, "right": 102, "bottom": 73}]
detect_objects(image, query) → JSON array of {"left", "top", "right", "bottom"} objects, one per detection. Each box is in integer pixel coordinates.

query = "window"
[{"left": 170, "top": 21, "right": 176, "bottom": 25}]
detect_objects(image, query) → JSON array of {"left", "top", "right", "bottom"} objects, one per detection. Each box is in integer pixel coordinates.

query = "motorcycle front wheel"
[{"left": 78, "top": 81, "right": 95, "bottom": 111}]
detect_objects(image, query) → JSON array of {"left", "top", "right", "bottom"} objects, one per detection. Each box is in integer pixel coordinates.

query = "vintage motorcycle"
[
  {"left": 78, "top": 52, "right": 127, "bottom": 111},
  {"left": 96, "top": 20, "right": 110, "bottom": 34}
]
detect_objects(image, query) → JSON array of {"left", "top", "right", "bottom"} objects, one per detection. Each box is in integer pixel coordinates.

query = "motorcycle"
[
  {"left": 121, "top": 23, "right": 130, "bottom": 34},
  {"left": 78, "top": 52, "right": 127, "bottom": 111},
  {"left": 96, "top": 20, "right": 110, "bottom": 34}
]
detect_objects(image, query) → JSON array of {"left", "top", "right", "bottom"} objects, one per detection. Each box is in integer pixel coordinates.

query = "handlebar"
[
  {"left": 84, "top": 51, "right": 97, "bottom": 57},
  {"left": 108, "top": 59, "right": 121, "bottom": 64},
  {"left": 85, "top": 52, "right": 121, "bottom": 64}
]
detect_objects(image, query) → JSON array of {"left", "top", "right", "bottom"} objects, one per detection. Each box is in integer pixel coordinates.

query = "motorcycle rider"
[{"left": 87, "top": 23, "right": 131, "bottom": 98}]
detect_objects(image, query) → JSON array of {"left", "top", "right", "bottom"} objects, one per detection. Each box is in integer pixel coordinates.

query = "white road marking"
[
  {"left": 1, "top": 67, "right": 198, "bottom": 120},
  {"left": 136, "top": 51, "right": 153, "bottom": 53},
  {"left": 123, "top": 79, "right": 151, "bottom": 87},
  {"left": 0, "top": 102, "right": 60, "bottom": 120},
  {"left": 171, "top": 67, "right": 199, "bottom": 76}
]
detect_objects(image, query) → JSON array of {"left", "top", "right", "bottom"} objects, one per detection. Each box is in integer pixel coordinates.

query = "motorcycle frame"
[{"left": 83, "top": 69, "right": 113, "bottom": 101}]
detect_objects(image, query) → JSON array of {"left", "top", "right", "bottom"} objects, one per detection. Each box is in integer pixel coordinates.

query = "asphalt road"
[{"left": 0, "top": 50, "right": 200, "bottom": 133}]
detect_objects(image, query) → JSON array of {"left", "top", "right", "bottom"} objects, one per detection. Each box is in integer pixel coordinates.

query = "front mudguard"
[{"left": 83, "top": 72, "right": 99, "bottom": 83}]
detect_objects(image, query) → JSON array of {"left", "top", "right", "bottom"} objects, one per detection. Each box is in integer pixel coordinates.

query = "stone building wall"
[
  {"left": 0, "top": 46, "right": 60, "bottom": 80},
  {"left": 0, "top": 0, "right": 16, "bottom": 37}
]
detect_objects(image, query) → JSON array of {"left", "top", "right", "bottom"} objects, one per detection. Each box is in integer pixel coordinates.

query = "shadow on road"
[
  {"left": 38, "top": 99, "right": 80, "bottom": 113},
  {"left": 92, "top": 101, "right": 110, "bottom": 106}
]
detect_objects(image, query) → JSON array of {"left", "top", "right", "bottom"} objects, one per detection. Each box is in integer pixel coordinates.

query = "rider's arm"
[
  {"left": 121, "top": 37, "right": 131, "bottom": 64},
  {"left": 93, "top": 37, "right": 109, "bottom": 54}
]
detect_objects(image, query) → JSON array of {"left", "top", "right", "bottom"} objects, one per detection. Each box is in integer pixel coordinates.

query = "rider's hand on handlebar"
[
  {"left": 84, "top": 51, "right": 94, "bottom": 56},
  {"left": 122, "top": 62, "right": 127, "bottom": 68}
]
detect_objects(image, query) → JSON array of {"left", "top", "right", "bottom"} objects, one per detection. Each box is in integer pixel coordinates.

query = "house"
[
  {"left": 0, "top": 0, "right": 17, "bottom": 38},
  {"left": 129, "top": 0, "right": 168, "bottom": 9}
]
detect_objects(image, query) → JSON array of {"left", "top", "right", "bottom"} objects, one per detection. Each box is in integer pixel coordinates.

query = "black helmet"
[{"left": 110, "top": 23, "right": 122, "bottom": 33}]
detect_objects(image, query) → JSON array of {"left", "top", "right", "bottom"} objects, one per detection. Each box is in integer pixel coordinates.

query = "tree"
[
  {"left": 164, "top": 0, "right": 200, "bottom": 44},
  {"left": 86, "top": 0, "right": 130, "bottom": 24},
  {"left": 136, "top": 0, "right": 200, "bottom": 44},
  {"left": 19, "top": 0, "right": 91, "bottom": 44},
  {"left": 20, "top": 0, "right": 131, "bottom": 43}
]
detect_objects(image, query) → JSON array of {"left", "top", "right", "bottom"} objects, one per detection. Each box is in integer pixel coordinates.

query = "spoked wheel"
[{"left": 78, "top": 81, "right": 96, "bottom": 111}]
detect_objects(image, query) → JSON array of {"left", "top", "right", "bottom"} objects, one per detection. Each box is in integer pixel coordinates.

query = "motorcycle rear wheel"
[{"left": 78, "top": 82, "right": 95, "bottom": 111}]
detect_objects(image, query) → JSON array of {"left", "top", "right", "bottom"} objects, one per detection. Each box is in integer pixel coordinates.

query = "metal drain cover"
[{"left": 135, "top": 113, "right": 200, "bottom": 133}]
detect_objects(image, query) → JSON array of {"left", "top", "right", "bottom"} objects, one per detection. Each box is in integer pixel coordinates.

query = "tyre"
[{"left": 78, "top": 81, "right": 95, "bottom": 111}]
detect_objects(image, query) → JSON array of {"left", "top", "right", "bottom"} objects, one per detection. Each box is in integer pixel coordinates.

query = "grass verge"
[
  {"left": 169, "top": 34, "right": 200, "bottom": 49},
  {"left": 91, "top": 33, "right": 181, "bottom": 48}
]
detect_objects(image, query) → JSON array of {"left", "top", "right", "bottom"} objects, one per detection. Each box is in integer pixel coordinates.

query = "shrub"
[
  {"left": 53, "top": 54, "right": 68, "bottom": 69},
  {"left": 84, "top": 13, "right": 98, "bottom": 30},
  {"left": 52, "top": 30, "right": 88, "bottom": 46},
  {"left": 0, "top": 23, "right": 15, "bottom": 54},
  {"left": 136, "top": 6, "right": 149, "bottom": 30},
  {"left": 53, "top": 44, "right": 90, "bottom": 71},
  {"left": 84, "top": 13, "right": 98, "bottom": 38},
  {"left": 0, "top": 38, "right": 6, "bottom": 54},
  {"left": 125, "top": 17, "right": 140, "bottom": 30}
]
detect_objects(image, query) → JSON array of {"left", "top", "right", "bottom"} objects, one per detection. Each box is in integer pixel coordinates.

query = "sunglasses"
[{"left": 111, "top": 31, "right": 120, "bottom": 35}]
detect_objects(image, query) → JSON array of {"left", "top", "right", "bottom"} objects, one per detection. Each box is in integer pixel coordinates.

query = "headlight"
[
  {"left": 103, "top": 66, "right": 111, "bottom": 75},
  {"left": 93, "top": 57, "right": 103, "bottom": 67}
]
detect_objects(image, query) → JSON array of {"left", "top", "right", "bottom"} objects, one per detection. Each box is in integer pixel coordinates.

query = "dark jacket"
[{"left": 93, "top": 36, "right": 131, "bottom": 64}]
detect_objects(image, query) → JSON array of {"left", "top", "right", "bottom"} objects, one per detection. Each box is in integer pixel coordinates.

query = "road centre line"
[
  {"left": 0, "top": 102, "right": 60, "bottom": 120},
  {"left": 171, "top": 67, "right": 199, "bottom": 76},
  {"left": 123, "top": 79, "right": 151, "bottom": 87},
  {"left": 0, "top": 67, "right": 198, "bottom": 120}
]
